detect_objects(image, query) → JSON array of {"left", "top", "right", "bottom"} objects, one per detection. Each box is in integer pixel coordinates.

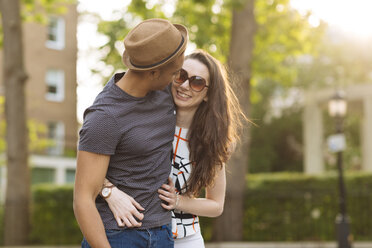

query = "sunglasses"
[{"left": 174, "top": 69, "right": 209, "bottom": 92}]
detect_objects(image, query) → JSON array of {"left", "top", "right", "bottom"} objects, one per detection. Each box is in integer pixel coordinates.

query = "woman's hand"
[
  {"left": 158, "top": 177, "right": 178, "bottom": 210},
  {"left": 105, "top": 187, "right": 145, "bottom": 228}
]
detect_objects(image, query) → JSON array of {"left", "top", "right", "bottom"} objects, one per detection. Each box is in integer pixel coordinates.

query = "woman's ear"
[{"left": 203, "top": 95, "right": 208, "bottom": 102}]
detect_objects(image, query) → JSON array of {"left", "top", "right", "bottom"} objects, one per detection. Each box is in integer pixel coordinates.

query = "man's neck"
[{"left": 116, "top": 70, "right": 151, "bottom": 97}]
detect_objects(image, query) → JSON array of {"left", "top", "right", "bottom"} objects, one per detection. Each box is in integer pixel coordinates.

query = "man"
[{"left": 73, "top": 18, "right": 188, "bottom": 248}]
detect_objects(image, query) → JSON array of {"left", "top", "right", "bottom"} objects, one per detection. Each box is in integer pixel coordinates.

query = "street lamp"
[{"left": 328, "top": 91, "right": 351, "bottom": 248}]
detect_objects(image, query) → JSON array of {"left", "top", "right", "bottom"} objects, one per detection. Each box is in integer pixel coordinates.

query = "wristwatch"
[{"left": 100, "top": 184, "right": 115, "bottom": 199}]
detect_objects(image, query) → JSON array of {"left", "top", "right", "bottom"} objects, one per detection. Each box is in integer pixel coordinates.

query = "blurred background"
[{"left": 0, "top": 0, "right": 371, "bottom": 246}]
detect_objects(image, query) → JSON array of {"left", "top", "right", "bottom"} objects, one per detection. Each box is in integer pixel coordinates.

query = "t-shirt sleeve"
[{"left": 78, "top": 109, "right": 120, "bottom": 155}]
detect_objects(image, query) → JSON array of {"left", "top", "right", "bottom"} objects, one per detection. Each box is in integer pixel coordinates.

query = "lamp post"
[{"left": 328, "top": 91, "right": 351, "bottom": 248}]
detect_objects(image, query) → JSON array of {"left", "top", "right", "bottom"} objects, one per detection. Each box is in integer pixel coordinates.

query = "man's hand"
[{"left": 105, "top": 187, "right": 145, "bottom": 228}]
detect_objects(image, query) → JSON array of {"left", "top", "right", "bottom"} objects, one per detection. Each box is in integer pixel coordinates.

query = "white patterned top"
[{"left": 171, "top": 126, "right": 200, "bottom": 239}]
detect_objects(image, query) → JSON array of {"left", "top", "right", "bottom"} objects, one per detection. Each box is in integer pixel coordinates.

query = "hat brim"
[{"left": 122, "top": 23, "right": 188, "bottom": 71}]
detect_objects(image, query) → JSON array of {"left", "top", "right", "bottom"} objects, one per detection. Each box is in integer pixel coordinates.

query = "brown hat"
[{"left": 122, "top": 18, "right": 188, "bottom": 71}]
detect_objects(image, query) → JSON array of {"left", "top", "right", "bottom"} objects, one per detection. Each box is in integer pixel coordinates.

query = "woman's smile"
[{"left": 176, "top": 90, "right": 192, "bottom": 100}]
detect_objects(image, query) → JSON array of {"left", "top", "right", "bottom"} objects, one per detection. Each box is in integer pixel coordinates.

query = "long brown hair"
[{"left": 185, "top": 50, "right": 246, "bottom": 196}]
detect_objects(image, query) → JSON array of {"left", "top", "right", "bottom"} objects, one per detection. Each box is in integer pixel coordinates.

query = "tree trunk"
[
  {"left": 212, "top": 0, "right": 256, "bottom": 241},
  {"left": 0, "top": 0, "right": 30, "bottom": 245}
]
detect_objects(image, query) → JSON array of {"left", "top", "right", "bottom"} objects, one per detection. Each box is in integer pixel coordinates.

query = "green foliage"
[
  {"left": 64, "top": 148, "right": 77, "bottom": 158},
  {"left": 249, "top": 96, "right": 366, "bottom": 174},
  {"left": 250, "top": 107, "right": 303, "bottom": 173},
  {"left": 0, "top": 97, "right": 53, "bottom": 154},
  {"left": 294, "top": 37, "right": 372, "bottom": 89},
  {"left": 0, "top": 0, "right": 76, "bottom": 46},
  {"left": 127, "top": 0, "right": 167, "bottom": 20},
  {"left": 8, "top": 122, "right": 52, "bottom": 154},
  {"left": 28, "top": 119, "right": 54, "bottom": 153},
  {"left": 94, "top": 0, "right": 325, "bottom": 94},
  {"left": 201, "top": 172, "right": 372, "bottom": 241},
  {"left": 94, "top": 0, "right": 326, "bottom": 105},
  {"left": 322, "top": 108, "right": 363, "bottom": 171},
  {"left": 93, "top": 0, "right": 327, "bottom": 174},
  {"left": 95, "top": 0, "right": 324, "bottom": 89},
  {"left": 253, "top": 0, "right": 325, "bottom": 88},
  {"left": 96, "top": 19, "right": 130, "bottom": 80},
  {"left": 248, "top": 1, "right": 325, "bottom": 166},
  {"left": 29, "top": 184, "right": 82, "bottom": 245},
  {"left": 22, "top": 0, "right": 76, "bottom": 23},
  {"left": 1, "top": 173, "right": 371, "bottom": 244},
  {"left": 95, "top": 0, "right": 169, "bottom": 81},
  {"left": 249, "top": 28, "right": 372, "bottom": 174},
  {"left": 173, "top": 0, "right": 231, "bottom": 62}
]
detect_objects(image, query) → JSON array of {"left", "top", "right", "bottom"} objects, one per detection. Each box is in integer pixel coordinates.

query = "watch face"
[{"left": 102, "top": 187, "right": 111, "bottom": 197}]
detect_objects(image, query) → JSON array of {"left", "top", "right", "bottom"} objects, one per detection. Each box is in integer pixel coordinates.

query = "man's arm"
[{"left": 73, "top": 150, "right": 111, "bottom": 248}]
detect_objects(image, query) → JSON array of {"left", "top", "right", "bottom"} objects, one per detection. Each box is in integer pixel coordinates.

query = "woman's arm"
[
  {"left": 158, "top": 165, "right": 226, "bottom": 217},
  {"left": 104, "top": 184, "right": 145, "bottom": 228},
  {"left": 104, "top": 178, "right": 173, "bottom": 227}
]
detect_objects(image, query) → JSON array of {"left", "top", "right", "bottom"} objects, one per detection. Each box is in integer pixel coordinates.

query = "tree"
[
  {"left": 0, "top": 97, "right": 5, "bottom": 154},
  {"left": 0, "top": 0, "right": 29, "bottom": 244},
  {"left": 0, "top": 0, "right": 74, "bottom": 244},
  {"left": 211, "top": 0, "right": 256, "bottom": 240},
  {"left": 207, "top": 0, "right": 255, "bottom": 240}
]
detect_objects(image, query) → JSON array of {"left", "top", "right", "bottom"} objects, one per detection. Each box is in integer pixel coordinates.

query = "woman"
[{"left": 105, "top": 50, "right": 245, "bottom": 247}]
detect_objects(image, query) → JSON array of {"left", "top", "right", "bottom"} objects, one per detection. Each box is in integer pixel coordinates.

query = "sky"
[
  {"left": 76, "top": 0, "right": 372, "bottom": 123},
  {"left": 291, "top": 0, "right": 372, "bottom": 38}
]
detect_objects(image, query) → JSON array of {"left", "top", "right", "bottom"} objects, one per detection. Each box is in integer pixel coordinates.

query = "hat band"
[{"left": 129, "top": 35, "right": 185, "bottom": 69}]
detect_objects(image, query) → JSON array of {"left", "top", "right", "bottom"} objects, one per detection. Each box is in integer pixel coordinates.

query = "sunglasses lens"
[
  {"left": 190, "top": 77, "right": 207, "bottom": 92},
  {"left": 174, "top": 69, "right": 188, "bottom": 84}
]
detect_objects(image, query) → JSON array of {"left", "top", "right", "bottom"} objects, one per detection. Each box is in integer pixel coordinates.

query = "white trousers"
[{"left": 174, "top": 231, "right": 205, "bottom": 248}]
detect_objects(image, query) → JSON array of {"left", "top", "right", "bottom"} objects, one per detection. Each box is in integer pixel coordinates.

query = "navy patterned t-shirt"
[{"left": 79, "top": 72, "right": 176, "bottom": 229}]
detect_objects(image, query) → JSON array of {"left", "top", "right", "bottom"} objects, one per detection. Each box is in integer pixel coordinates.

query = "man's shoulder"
[{"left": 151, "top": 84, "right": 174, "bottom": 103}]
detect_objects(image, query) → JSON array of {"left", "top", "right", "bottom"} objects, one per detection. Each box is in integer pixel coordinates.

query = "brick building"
[{"left": 0, "top": 4, "right": 78, "bottom": 200}]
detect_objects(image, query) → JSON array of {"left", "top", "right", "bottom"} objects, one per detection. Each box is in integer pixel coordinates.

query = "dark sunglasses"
[{"left": 174, "top": 69, "right": 208, "bottom": 92}]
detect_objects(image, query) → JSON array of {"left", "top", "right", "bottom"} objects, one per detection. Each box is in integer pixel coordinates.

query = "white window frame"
[
  {"left": 45, "top": 16, "right": 65, "bottom": 50},
  {"left": 47, "top": 121, "right": 65, "bottom": 156},
  {"left": 45, "top": 69, "right": 65, "bottom": 102}
]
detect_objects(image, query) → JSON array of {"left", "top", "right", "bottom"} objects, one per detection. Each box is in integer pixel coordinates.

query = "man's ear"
[{"left": 149, "top": 69, "right": 161, "bottom": 80}]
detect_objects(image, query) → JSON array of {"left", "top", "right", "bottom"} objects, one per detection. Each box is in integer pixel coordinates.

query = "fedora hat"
[{"left": 122, "top": 18, "right": 188, "bottom": 71}]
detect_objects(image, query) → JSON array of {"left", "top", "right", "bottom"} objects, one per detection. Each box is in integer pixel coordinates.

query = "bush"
[
  {"left": 30, "top": 184, "right": 82, "bottom": 245},
  {"left": 1, "top": 173, "right": 372, "bottom": 244},
  {"left": 201, "top": 172, "right": 372, "bottom": 241}
]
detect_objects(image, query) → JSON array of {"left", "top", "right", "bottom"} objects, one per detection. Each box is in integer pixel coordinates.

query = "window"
[
  {"left": 46, "top": 16, "right": 65, "bottom": 50},
  {"left": 32, "top": 168, "right": 55, "bottom": 184},
  {"left": 45, "top": 69, "right": 64, "bottom": 102},
  {"left": 47, "top": 122, "right": 65, "bottom": 156},
  {"left": 66, "top": 169, "right": 76, "bottom": 183}
]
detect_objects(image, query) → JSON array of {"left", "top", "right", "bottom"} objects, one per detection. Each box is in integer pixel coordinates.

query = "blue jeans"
[{"left": 81, "top": 224, "right": 174, "bottom": 248}]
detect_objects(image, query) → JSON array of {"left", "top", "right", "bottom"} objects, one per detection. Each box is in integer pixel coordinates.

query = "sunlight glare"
[{"left": 291, "top": 0, "right": 372, "bottom": 38}]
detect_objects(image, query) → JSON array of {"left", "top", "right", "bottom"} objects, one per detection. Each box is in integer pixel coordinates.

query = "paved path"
[
  {"left": 206, "top": 242, "right": 371, "bottom": 248},
  {"left": 2, "top": 242, "right": 372, "bottom": 248}
]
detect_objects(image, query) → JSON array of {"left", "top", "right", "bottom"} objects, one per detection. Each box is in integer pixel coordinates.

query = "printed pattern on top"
[{"left": 171, "top": 126, "right": 200, "bottom": 239}]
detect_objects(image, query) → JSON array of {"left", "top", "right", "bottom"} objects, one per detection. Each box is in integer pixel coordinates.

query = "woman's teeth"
[{"left": 178, "top": 91, "right": 190, "bottom": 98}]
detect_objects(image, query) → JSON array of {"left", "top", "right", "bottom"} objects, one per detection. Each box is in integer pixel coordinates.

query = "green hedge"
[
  {"left": 1, "top": 172, "right": 372, "bottom": 245},
  {"left": 0, "top": 184, "right": 82, "bottom": 245},
  {"left": 29, "top": 184, "right": 82, "bottom": 245},
  {"left": 202, "top": 172, "right": 372, "bottom": 241}
]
